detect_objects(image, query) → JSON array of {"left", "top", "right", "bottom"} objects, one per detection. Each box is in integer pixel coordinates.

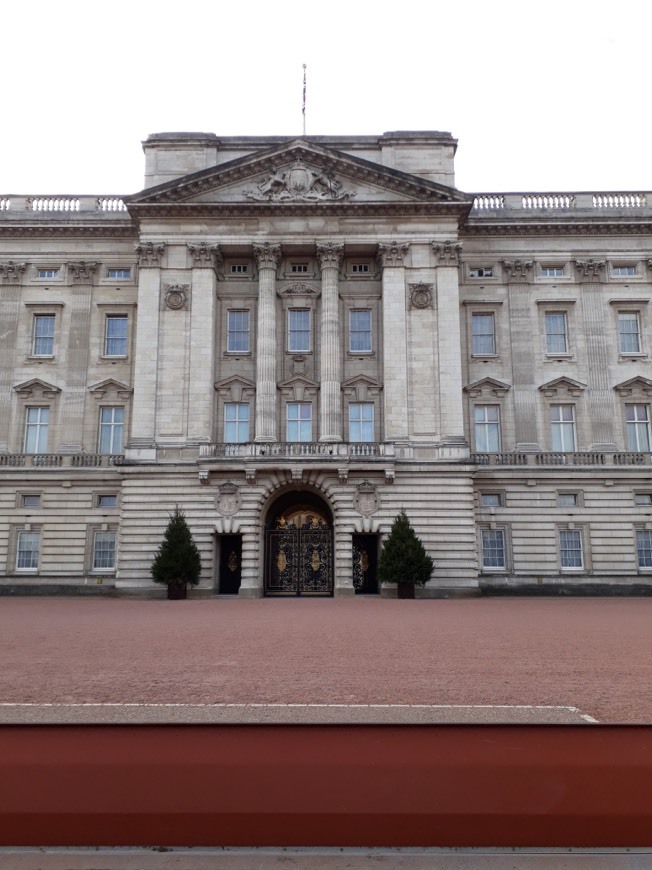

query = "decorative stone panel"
[
  {"left": 216, "top": 482, "right": 241, "bottom": 517},
  {"left": 163, "top": 284, "right": 189, "bottom": 310},
  {"left": 354, "top": 480, "right": 379, "bottom": 517},
  {"left": 409, "top": 283, "right": 434, "bottom": 309}
]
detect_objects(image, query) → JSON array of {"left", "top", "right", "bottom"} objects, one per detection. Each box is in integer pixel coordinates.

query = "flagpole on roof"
[{"left": 302, "top": 64, "right": 307, "bottom": 136}]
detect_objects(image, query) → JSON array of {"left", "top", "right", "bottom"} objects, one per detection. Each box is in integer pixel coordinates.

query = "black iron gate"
[
  {"left": 352, "top": 534, "right": 379, "bottom": 594},
  {"left": 266, "top": 513, "right": 333, "bottom": 597},
  {"left": 218, "top": 534, "right": 242, "bottom": 594}
]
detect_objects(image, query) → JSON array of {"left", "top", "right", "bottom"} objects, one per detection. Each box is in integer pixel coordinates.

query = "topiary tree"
[
  {"left": 151, "top": 506, "right": 202, "bottom": 599},
  {"left": 377, "top": 509, "right": 434, "bottom": 599}
]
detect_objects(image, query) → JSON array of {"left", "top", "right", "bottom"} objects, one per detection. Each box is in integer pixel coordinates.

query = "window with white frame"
[
  {"left": 473, "top": 405, "right": 500, "bottom": 452},
  {"left": 288, "top": 309, "right": 310, "bottom": 352},
  {"left": 224, "top": 403, "right": 250, "bottom": 443},
  {"left": 349, "top": 309, "right": 372, "bottom": 353},
  {"left": 287, "top": 402, "right": 312, "bottom": 441},
  {"left": 469, "top": 267, "right": 493, "bottom": 278},
  {"left": 104, "top": 315, "right": 128, "bottom": 356},
  {"left": 24, "top": 407, "right": 49, "bottom": 453},
  {"left": 107, "top": 268, "right": 131, "bottom": 279},
  {"left": 545, "top": 312, "right": 568, "bottom": 354},
  {"left": 230, "top": 264, "right": 249, "bottom": 274},
  {"left": 348, "top": 403, "right": 374, "bottom": 442},
  {"left": 618, "top": 312, "right": 641, "bottom": 354},
  {"left": 550, "top": 404, "right": 576, "bottom": 451},
  {"left": 92, "top": 529, "right": 117, "bottom": 571},
  {"left": 471, "top": 313, "right": 496, "bottom": 355},
  {"left": 37, "top": 268, "right": 60, "bottom": 280},
  {"left": 16, "top": 529, "right": 40, "bottom": 570},
  {"left": 541, "top": 266, "right": 564, "bottom": 278},
  {"left": 290, "top": 263, "right": 309, "bottom": 273},
  {"left": 625, "top": 404, "right": 650, "bottom": 451},
  {"left": 351, "top": 263, "right": 370, "bottom": 274},
  {"left": 559, "top": 528, "right": 583, "bottom": 569},
  {"left": 226, "top": 310, "right": 250, "bottom": 353},
  {"left": 481, "top": 528, "right": 506, "bottom": 569},
  {"left": 613, "top": 265, "right": 636, "bottom": 277},
  {"left": 636, "top": 529, "right": 652, "bottom": 568},
  {"left": 99, "top": 407, "right": 124, "bottom": 454},
  {"left": 32, "top": 315, "right": 55, "bottom": 356}
]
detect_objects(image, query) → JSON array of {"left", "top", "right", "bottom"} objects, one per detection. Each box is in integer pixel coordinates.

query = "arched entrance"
[{"left": 264, "top": 491, "right": 333, "bottom": 597}]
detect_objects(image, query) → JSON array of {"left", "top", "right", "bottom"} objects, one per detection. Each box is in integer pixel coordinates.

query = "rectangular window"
[
  {"left": 558, "top": 493, "right": 579, "bottom": 507},
  {"left": 613, "top": 266, "right": 636, "bottom": 277},
  {"left": 551, "top": 405, "right": 576, "bottom": 452},
  {"left": 290, "top": 263, "right": 308, "bottom": 273},
  {"left": 471, "top": 313, "right": 495, "bottom": 355},
  {"left": 348, "top": 403, "right": 374, "bottom": 442},
  {"left": 93, "top": 530, "right": 117, "bottom": 570},
  {"left": 17, "top": 530, "right": 40, "bottom": 570},
  {"left": 635, "top": 493, "right": 652, "bottom": 506},
  {"left": 626, "top": 404, "right": 650, "bottom": 452},
  {"left": 24, "top": 407, "right": 49, "bottom": 453},
  {"left": 636, "top": 529, "right": 652, "bottom": 568},
  {"left": 541, "top": 266, "right": 564, "bottom": 278},
  {"left": 37, "top": 268, "right": 60, "bottom": 279},
  {"left": 99, "top": 407, "right": 124, "bottom": 454},
  {"left": 288, "top": 309, "right": 310, "bottom": 352},
  {"left": 481, "top": 528, "right": 506, "bottom": 569},
  {"left": 107, "top": 268, "right": 131, "bottom": 279},
  {"left": 97, "top": 494, "right": 118, "bottom": 509},
  {"left": 226, "top": 310, "right": 250, "bottom": 353},
  {"left": 480, "top": 493, "right": 502, "bottom": 507},
  {"left": 21, "top": 494, "right": 41, "bottom": 509},
  {"left": 224, "top": 403, "right": 250, "bottom": 443},
  {"left": 287, "top": 402, "right": 312, "bottom": 441},
  {"left": 469, "top": 267, "right": 493, "bottom": 278},
  {"left": 559, "top": 528, "right": 583, "bottom": 569},
  {"left": 351, "top": 263, "right": 370, "bottom": 273},
  {"left": 104, "top": 315, "right": 128, "bottom": 356},
  {"left": 618, "top": 312, "right": 641, "bottom": 353},
  {"left": 474, "top": 405, "right": 500, "bottom": 453},
  {"left": 230, "top": 264, "right": 248, "bottom": 274},
  {"left": 545, "top": 312, "right": 568, "bottom": 354},
  {"left": 32, "top": 315, "right": 55, "bottom": 356},
  {"left": 349, "top": 309, "right": 372, "bottom": 353}
]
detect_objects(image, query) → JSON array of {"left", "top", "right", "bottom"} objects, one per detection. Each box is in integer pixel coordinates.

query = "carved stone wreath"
[
  {"left": 354, "top": 480, "right": 379, "bottom": 517},
  {"left": 409, "top": 283, "right": 433, "bottom": 310},
  {"left": 164, "top": 283, "right": 189, "bottom": 310},
  {"left": 216, "top": 481, "right": 241, "bottom": 517}
]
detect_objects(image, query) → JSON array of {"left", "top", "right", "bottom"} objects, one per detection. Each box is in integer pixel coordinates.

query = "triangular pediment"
[
  {"left": 14, "top": 378, "right": 61, "bottom": 397},
  {"left": 538, "top": 376, "right": 587, "bottom": 396},
  {"left": 125, "top": 139, "right": 471, "bottom": 213},
  {"left": 88, "top": 378, "right": 132, "bottom": 396},
  {"left": 613, "top": 376, "right": 652, "bottom": 396},
  {"left": 214, "top": 375, "right": 256, "bottom": 402},
  {"left": 464, "top": 377, "right": 511, "bottom": 397}
]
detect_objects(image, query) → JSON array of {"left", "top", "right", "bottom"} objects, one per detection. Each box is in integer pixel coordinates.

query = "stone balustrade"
[
  {"left": 0, "top": 453, "right": 124, "bottom": 468},
  {"left": 471, "top": 192, "right": 649, "bottom": 213},
  {"left": 199, "top": 442, "right": 394, "bottom": 459},
  {"left": 470, "top": 451, "right": 652, "bottom": 467},
  {"left": 0, "top": 196, "right": 127, "bottom": 214}
]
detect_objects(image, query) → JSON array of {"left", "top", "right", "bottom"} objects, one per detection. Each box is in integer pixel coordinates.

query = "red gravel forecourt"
[{"left": 1, "top": 596, "right": 650, "bottom": 723}]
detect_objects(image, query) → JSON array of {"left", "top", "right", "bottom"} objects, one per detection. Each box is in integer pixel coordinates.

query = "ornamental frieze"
[
  {"left": 277, "top": 282, "right": 320, "bottom": 297},
  {"left": 163, "top": 284, "right": 189, "bottom": 310},
  {"left": 244, "top": 161, "right": 355, "bottom": 203}
]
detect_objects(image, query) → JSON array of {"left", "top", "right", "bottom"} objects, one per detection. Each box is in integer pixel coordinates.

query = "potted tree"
[
  {"left": 151, "top": 506, "right": 202, "bottom": 600},
  {"left": 377, "top": 509, "right": 434, "bottom": 599}
]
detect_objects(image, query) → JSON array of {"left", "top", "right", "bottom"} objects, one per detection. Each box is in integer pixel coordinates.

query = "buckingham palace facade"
[{"left": 1, "top": 130, "right": 651, "bottom": 596}]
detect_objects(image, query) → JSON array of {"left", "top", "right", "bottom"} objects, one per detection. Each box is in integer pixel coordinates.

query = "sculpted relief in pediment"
[{"left": 244, "top": 161, "right": 355, "bottom": 203}]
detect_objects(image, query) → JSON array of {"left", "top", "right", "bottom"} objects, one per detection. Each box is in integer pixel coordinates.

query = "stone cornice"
[
  {"left": 462, "top": 221, "right": 652, "bottom": 237},
  {"left": 124, "top": 201, "right": 470, "bottom": 220},
  {"left": 0, "top": 225, "right": 136, "bottom": 238}
]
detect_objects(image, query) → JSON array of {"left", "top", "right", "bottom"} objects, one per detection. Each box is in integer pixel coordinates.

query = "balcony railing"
[
  {"left": 471, "top": 192, "right": 650, "bottom": 214},
  {"left": 470, "top": 451, "right": 652, "bottom": 467},
  {"left": 199, "top": 442, "right": 394, "bottom": 459},
  {"left": 0, "top": 453, "right": 123, "bottom": 468},
  {"left": 0, "top": 196, "right": 128, "bottom": 216}
]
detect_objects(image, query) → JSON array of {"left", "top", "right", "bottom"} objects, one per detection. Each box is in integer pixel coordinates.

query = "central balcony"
[{"left": 199, "top": 442, "right": 394, "bottom": 459}]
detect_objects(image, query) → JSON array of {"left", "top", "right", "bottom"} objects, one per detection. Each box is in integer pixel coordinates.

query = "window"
[
  {"left": 351, "top": 263, "right": 370, "bottom": 273},
  {"left": 21, "top": 494, "right": 41, "bottom": 509},
  {"left": 224, "top": 403, "right": 250, "bottom": 443},
  {"left": 636, "top": 529, "right": 652, "bottom": 568},
  {"left": 107, "top": 269, "right": 131, "bottom": 279},
  {"left": 24, "top": 407, "right": 49, "bottom": 453},
  {"left": 635, "top": 493, "right": 652, "bottom": 506},
  {"left": 37, "top": 268, "right": 60, "bottom": 279},
  {"left": 541, "top": 266, "right": 564, "bottom": 278},
  {"left": 92, "top": 530, "right": 117, "bottom": 571},
  {"left": 471, "top": 313, "right": 495, "bottom": 355},
  {"left": 558, "top": 493, "right": 579, "bottom": 507},
  {"left": 97, "top": 494, "right": 118, "bottom": 509},
  {"left": 288, "top": 310, "right": 310, "bottom": 352},
  {"left": 545, "top": 312, "right": 568, "bottom": 354},
  {"left": 99, "top": 407, "right": 124, "bottom": 454},
  {"left": 17, "top": 530, "right": 40, "bottom": 570},
  {"left": 550, "top": 405, "right": 576, "bottom": 452},
  {"left": 473, "top": 405, "right": 500, "bottom": 453},
  {"left": 481, "top": 528, "right": 506, "bottom": 569},
  {"left": 469, "top": 267, "right": 493, "bottom": 278},
  {"left": 618, "top": 312, "right": 641, "bottom": 354},
  {"left": 230, "top": 264, "right": 248, "bottom": 274},
  {"left": 226, "top": 310, "right": 250, "bottom": 353},
  {"left": 626, "top": 404, "right": 650, "bottom": 451},
  {"left": 287, "top": 403, "right": 312, "bottom": 441},
  {"left": 290, "top": 263, "right": 308, "bottom": 273},
  {"left": 349, "top": 403, "right": 374, "bottom": 442},
  {"left": 613, "top": 266, "right": 636, "bottom": 277},
  {"left": 559, "top": 528, "right": 583, "bottom": 569},
  {"left": 32, "top": 315, "right": 55, "bottom": 356},
  {"left": 480, "top": 493, "right": 502, "bottom": 508},
  {"left": 349, "top": 309, "right": 372, "bottom": 353},
  {"left": 104, "top": 315, "right": 128, "bottom": 356}
]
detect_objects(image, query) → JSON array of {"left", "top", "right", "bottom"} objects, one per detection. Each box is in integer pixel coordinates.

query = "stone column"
[
  {"left": 433, "top": 241, "right": 466, "bottom": 450},
  {"left": 378, "top": 242, "right": 410, "bottom": 442},
  {"left": 0, "top": 262, "right": 26, "bottom": 452},
  {"left": 60, "top": 262, "right": 96, "bottom": 452},
  {"left": 187, "top": 242, "right": 222, "bottom": 444},
  {"left": 316, "top": 242, "right": 344, "bottom": 442},
  {"left": 127, "top": 242, "right": 165, "bottom": 460},
  {"left": 253, "top": 242, "right": 281, "bottom": 442},
  {"left": 575, "top": 259, "right": 615, "bottom": 449},
  {"left": 503, "top": 259, "right": 539, "bottom": 450}
]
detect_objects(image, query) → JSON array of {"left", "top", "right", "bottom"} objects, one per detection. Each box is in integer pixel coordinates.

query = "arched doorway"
[{"left": 264, "top": 491, "right": 333, "bottom": 597}]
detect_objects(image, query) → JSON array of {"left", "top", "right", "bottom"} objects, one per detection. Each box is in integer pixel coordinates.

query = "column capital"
[
  {"left": 316, "top": 241, "right": 344, "bottom": 269},
  {"left": 501, "top": 259, "right": 534, "bottom": 282},
  {"left": 432, "top": 240, "right": 462, "bottom": 266},
  {"left": 66, "top": 261, "right": 97, "bottom": 284},
  {"left": 253, "top": 242, "right": 281, "bottom": 269},
  {"left": 187, "top": 241, "right": 223, "bottom": 269},
  {"left": 574, "top": 259, "right": 606, "bottom": 281},
  {"left": 135, "top": 241, "right": 166, "bottom": 267},
  {"left": 377, "top": 241, "right": 410, "bottom": 268},
  {"left": 0, "top": 261, "right": 26, "bottom": 283}
]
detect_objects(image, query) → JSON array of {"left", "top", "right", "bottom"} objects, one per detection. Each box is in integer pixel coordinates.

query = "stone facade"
[{"left": 1, "top": 131, "right": 651, "bottom": 596}]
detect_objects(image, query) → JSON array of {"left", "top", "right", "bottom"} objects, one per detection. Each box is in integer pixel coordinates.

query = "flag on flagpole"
[{"left": 302, "top": 64, "right": 306, "bottom": 135}]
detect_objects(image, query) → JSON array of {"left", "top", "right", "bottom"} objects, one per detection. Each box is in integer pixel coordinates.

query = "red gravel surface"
[{"left": 1, "top": 597, "right": 651, "bottom": 722}]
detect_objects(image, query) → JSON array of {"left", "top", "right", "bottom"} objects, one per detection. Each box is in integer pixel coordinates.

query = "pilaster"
[
  {"left": 503, "top": 259, "right": 539, "bottom": 450},
  {"left": 378, "top": 241, "right": 410, "bottom": 442},
  {"left": 253, "top": 242, "right": 281, "bottom": 442},
  {"left": 0, "top": 262, "right": 26, "bottom": 451},
  {"left": 316, "top": 242, "right": 344, "bottom": 442}
]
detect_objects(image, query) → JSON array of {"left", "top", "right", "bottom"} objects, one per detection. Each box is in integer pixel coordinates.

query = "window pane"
[
  {"left": 350, "top": 310, "right": 372, "bottom": 352},
  {"left": 33, "top": 315, "right": 54, "bottom": 355},
  {"left": 288, "top": 310, "right": 310, "bottom": 352},
  {"left": 17, "top": 530, "right": 40, "bottom": 569},
  {"left": 636, "top": 530, "right": 652, "bottom": 568},
  {"left": 551, "top": 405, "right": 576, "bottom": 451},
  {"left": 473, "top": 405, "right": 500, "bottom": 452},
  {"left": 480, "top": 493, "right": 501, "bottom": 507},
  {"left": 224, "top": 403, "right": 250, "bottom": 442},
  {"left": 559, "top": 529, "right": 583, "bottom": 568},
  {"left": 105, "top": 316, "right": 127, "bottom": 356},
  {"left": 287, "top": 403, "right": 312, "bottom": 441},
  {"left": 93, "top": 530, "right": 116, "bottom": 570},
  {"left": 545, "top": 313, "right": 568, "bottom": 354},
  {"left": 24, "top": 407, "right": 49, "bottom": 453},
  {"left": 227, "top": 310, "right": 250, "bottom": 352},
  {"left": 626, "top": 404, "right": 650, "bottom": 451},
  {"left": 471, "top": 314, "right": 495, "bottom": 355},
  {"left": 349, "top": 403, "right": 374, "bottom": 442},
  {"left": 481, "top": 529, "right": 505, "bottom": 568},
  {"left": 618, "top": 313, "right": 640, "bottom": 353},
  {"left": 99, "top": 407, "right": 124, "bottom": 454}
]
